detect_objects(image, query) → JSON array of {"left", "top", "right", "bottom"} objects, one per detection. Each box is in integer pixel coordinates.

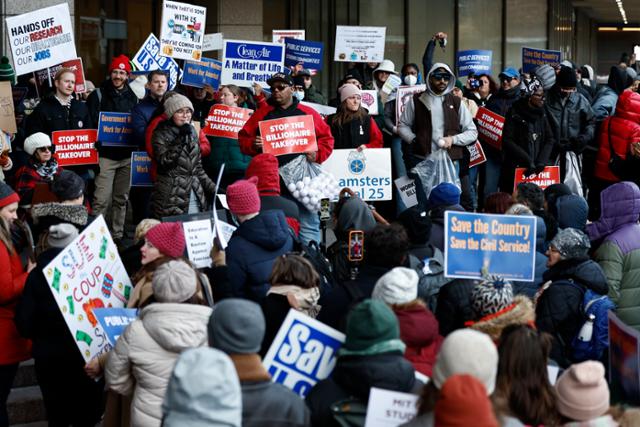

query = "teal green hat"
[
  {"left": 0, "top": 57, "right": 15, "bottom": 85},
  {"left": 455, "top": 79, "right": 464, "bottom": 90},
  {"left": 340, "top": 299, "right": 405, "bottom": 357}
]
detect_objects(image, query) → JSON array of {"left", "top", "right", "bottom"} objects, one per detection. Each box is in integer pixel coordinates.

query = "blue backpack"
[{"left": 570, "top": 285, "right": 616, "bottom": 362}]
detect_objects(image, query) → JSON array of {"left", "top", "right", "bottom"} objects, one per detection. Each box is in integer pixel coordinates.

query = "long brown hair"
[
  {"left": 495, "top": 324, "right": 560, "bottom": 426},
  {"left": 269, "top": 254, "right": 319, "bottom": 289},
  {"left": 331, "top": 104, "right": 368, "bottom": 128}
]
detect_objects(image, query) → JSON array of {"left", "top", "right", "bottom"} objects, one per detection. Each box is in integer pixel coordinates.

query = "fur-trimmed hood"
[
  {"left": 466, "top": 295, "right": 535, "bottom": 342},
  {"left": 31, "top": 202, "right": 88, "bottom": 227}
]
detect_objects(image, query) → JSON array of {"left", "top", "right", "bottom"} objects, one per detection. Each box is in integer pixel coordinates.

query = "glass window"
[
  {"left": 458, "top": 0, "right": 503, "bottom": 77},
  {"left": 359, "top": 0, "right": 405, "bottom": 72},
  {"left": 505, "top": 0, "right": 547, "bottom": 71},
  {"left": 407, "top": 0, "right": 455, "bottom": 77}
]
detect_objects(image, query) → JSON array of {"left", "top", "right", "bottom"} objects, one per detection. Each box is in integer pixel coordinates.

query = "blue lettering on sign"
[
  {"left": 34, "top": 49, "right": 51, "bottom": 62},
  {"left": 225, "top": 42, "right": 282, "bottom": 61}
]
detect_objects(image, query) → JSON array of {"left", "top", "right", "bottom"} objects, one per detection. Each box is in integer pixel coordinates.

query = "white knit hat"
[
  {"left": 339, "top": 83, "right": 362, "bottom": 102},
  {"left": 152, "top": 259, "right": 198, "bottom": 303},
  {"left": 164, "top": 94, "right": 194, "bottom": 118},
  {"left": 372, "top": 267, "right": 419, "bottom": 305},
  {"left": 374, "top": 59, "right": 398, "bottom": 75},
  {"left": 24, "top": 132, "right": 52, "bottom": 156},
  {"left": 432, "top": 329, "right": 498, "bottom": 394}
]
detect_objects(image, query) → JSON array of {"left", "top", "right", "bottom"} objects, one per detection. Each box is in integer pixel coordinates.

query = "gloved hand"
[
  {"left": 569, "top": 136, "right": 585, "bottom": 152},
  {"left": 534, "top": 164, "right": 546, "bottom": 174},
  {"left": 524, "top": 164, "right": 537, "bottom": 176},
  {"left": 179, "top": 123, "right": 192, "bottom": 136}
]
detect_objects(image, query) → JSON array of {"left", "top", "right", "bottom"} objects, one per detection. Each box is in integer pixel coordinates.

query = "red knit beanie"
[
  {"left": 145, "top": 222, "right": 186, "bottom": 258},
  {"left": 245, "top": 154, "right": 280, "bottom": 195},
  {"left": 434, "top": 374, "right": 499, "bottom": 427},
  {"left": 0, "top": 182, "right": 19, "bottom": 208},
  {"left": 227, "top": 176, "right": 261, "bottom": 215},
  {"left": 109, "top": 54, "right": 131, "bottom": 74}
]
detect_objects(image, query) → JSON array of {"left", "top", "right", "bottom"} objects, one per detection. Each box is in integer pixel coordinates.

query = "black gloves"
[
  {"left": 534, "top": 164, "right": 546, "bottom": 174},
  {"left": 179, "top": 123, "right": 192, "bottom": 136}
]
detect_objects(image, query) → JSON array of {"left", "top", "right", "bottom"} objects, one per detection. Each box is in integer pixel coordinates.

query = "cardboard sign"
[
  {"left": 6, "top": 3, "right": 77, "bottom": 76},
  {"left": 364, "top": 387, "right": 419, "bottom": 427},
  {"left": 284, "top": 38, "right": 323, "bottom": 71},
  {"left": 457, "top": 50, "right": 493, "bottom": 77},
  {"left": 203, "top": 104, "right": 252, "bottom": 139},
  {"left": 395, "top": 85, "right": 426, "bottom": 125},
  {"left": 35, "top": 57, "right": 86, "bottom": 93},
  {"left": 159, "top": 0, "right": 206, "bottom": 61},
  {"left": 444, "top": 211, "right": 537, "bottom": 281},
  {"left": 361, "top": 90, "right": 379, "bottom": 116},
  {"left": 468, "top": 141, "right": 487, "bottom": 168},
  {"left": 322, "top": 148, "right": 392, "bottom": 201},
  {"left": 182, "top": 219, "right": 213, "bottom": 268},
  {"left": 202, "top": 33, "right": 223, "bottom": 51},
  {"left": 132, "top": 33, "right": 181, "bottom": 90},
  {"left": 476, "top": 107, "right": 504, "bottom": 150},
  {"left": 259, "top": 116, "right": 318, "bottom": 156},
  {"left": 513, "top": 166, "right": 560, "bottom": 191},
  {"left": 0, "top": 82, "right": 17, "bottom": 134},
  {"left": 394, "top": 176, "right": 418, "bottom": 209},
  {"left": 609, "top": 312, "right": 640, "bottom": 404},
  {"left": 130, "top": 151, "right": 153, "bottom": 187},
  {"left": 94, "top": 308, "right": 138, "bottom": 346},
  {"left": 52, "top": 129, "right": 98, "bottom": 166},
  {"left": 300, "top": 102, "right": 336, "bottom": 119},
  {"left": 334, "top": 26, "right": 386, "bottom": 63},
  {"left": 263, "top": 309, "right": 345, "bottom": 397},
  {"left": 98, "top": 112, "right": 134, "bottom": 146},
  {"left": 273, "top": 30, "right": 305, "bottom": 44},
  {"left": 43, "top": 215, "right": 133, "bottom": 361},
  {"left": 221, "top": 39, "right": 285, "bottom": 88},
  {"left": 522, "top": 47, "right": 562, "bottom": 74},
  {"left": 181, "top": 58, "right": 222, "bottom": 89}
]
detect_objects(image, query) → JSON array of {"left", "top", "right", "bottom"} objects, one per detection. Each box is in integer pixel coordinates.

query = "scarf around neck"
[
  {"left": 267, "top": 285, "right": 321, "bottom": 318},
  {"left": 34, "top": 158, "right": 58, "bottom": 180}
]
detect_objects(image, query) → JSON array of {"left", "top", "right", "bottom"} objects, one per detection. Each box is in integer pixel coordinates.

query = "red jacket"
[
  {"left": 394, "top": 302, "right": 443, "bottom": 377},
  {"left": 238, "top": 101, "right": 334, "bottom": 163},
  {"left": 0, "top": 242, "right": 31, "bottom": 364},
  {"left": 595, "top": 90, "right": 640, "bottom": 182}
]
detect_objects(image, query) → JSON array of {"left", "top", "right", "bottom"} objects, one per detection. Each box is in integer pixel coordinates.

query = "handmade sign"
[
  {"left": 0, "top": 82, "right": 17, "bottom": 134},
  {"left": 364, "top": 387, "right": 419, "bottom": 427},
  {"left": 395, "top": 85, "right": 426, "bottom": 125},
  {"left": 221, "top": 39, "right": 285, "bottom": 88},
  {"left": 6, "top": 3, "right": 77, "bottom": 75},
  {"left": 322, "top": 148, "right": 392, "bottom": 201},
  {"left": 394, "top": 176, "right": 418, "bottom": 209},
  {"left": 181, "top": 58, "right": 222, "bottom": 89},
  {"left": 444, "top": 211, "right": 537, "bottom": 281},
  {"left": 334, "top": 26, "right": 386, "bottom": 63},
  {"left": 361, "top": 90, "right": 379, "bottom": 115},
  {"left": 182, "top": 219, "right": 214, "bottom": 269},
  {"left": 98, "top": 112, "right": 134, "bottom": 146},
  {"left": 259, "top": 116, "right": 318, "bottom": 156},
  {"left": 476, "top": 107, "right": 504, "bottom": 150},
  {"left": 202, "top": 33, "right": 223, "bottom": 51},
  {"left": 522, "top": 47, "right": 562, "bottom": 74},
  {"left": 204, "top": 104, "right": 252, "bottom": 139},
  {"left": 132, "top": 33, "right": 181, "bottom": 90},
  {"left": 52, "top": 129, "right": 98, "bottom": 166},
  {"left": 457, "top": 50, "right": 493, "bottom": 77},
  {"left": 94, "top": 308, "right": 138, "bottom": 346},
  {"left": 263, "top": 309, "right": 345, "bottom": 397},
  {"left": 130, "top": 151, "right": 153, "bottom": 187},
  {"left": 513, "top": 166, "right": 560, "bottom": 191},
  {"left": 43, "top": 215, "right": 133, "bottom": 361},
  {"left": 159, "top": 0, "right": 206, "bottom": 61}
]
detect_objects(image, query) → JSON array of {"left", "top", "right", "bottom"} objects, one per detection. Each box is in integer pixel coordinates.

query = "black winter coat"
[
  {"left": 435, "top": 279, "right": 476, "bottom": 336},
  {"left": 484, "top": 85, "right": 521, "bottom": 159},
  {"left": 26, "top": 95, "right": 93, "bottom": 136},
  {"left": 151, "top": 120, "right": 215, "bottom": 218},
  {"left": 544, "top": 88, "right": 596, "bottom": 156},
  {"left": 535, "top": 258, "right": 608, "bottom": 367},
  {"left": 326, "top": 111, "right": 372, "bottom": 150}
]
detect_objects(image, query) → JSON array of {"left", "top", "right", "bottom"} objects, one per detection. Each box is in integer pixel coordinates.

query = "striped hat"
[
  {"left": 0, "top": 181, "right": 19, "bottom": 208},
  {"left": 0, "top": 57, "right": 16, "bottom": 86}
]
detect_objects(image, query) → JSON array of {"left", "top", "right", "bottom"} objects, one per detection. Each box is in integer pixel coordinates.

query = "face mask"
[
  {"left": 404, "top": 75, "right": 417, "bottom": 86},
  {"left": 294, "top": 91, "right": 305, "bottom": 101}
]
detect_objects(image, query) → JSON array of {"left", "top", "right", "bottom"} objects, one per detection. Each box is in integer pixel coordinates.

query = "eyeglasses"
[
  {"left": 175, "top": 108, "right": 192, "bottom": 116},
  {"left": 431, "top": 73, "right": 451, "bottom": 82},
  {"left": 36, "top": 146, "right": 51, "bottom": 152},
  {"left": 270, "top": 84, "right": 290, "bottom": 92},
  {"left": 500, "top": 76, "right": 516, "bottom": 83}
]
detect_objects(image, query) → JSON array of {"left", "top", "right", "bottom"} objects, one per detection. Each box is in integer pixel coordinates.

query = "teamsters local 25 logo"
[{"left": 348, "top": 150, "right": 366, "bottom": 175}]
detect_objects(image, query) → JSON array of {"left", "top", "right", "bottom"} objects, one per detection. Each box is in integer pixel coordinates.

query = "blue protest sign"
[
  {"left": 130, "top": 151, "right": 153, "bottom": 187},
  {"left": 263, "top": 309, "right": 345, "bottom": 397},
  {"left": 181, "top": 58, "right": 223, "bottom": 89},
  {"left": 97, "top": 112, "right": 134, "bottom": 147},
  {"left": 94, "top": 308, "right": 138, "bottom": 346},
  {"left": 221, "top": 39, "right": 285, "bottom": 88},
  {"left": 444, "top": 212, "right": 537, "bottom": 281},
  {"left": 522, "top": 47, "right": 562, "bottom": 73},
  {"left": 132, "top": 33, "right": 181, "bottom": 90},
  {"left": 457, "top": 50, "right": 493, "bottom": 76},
  {"left": 284, "top": 38, "right": 324, "bottom": 71}
]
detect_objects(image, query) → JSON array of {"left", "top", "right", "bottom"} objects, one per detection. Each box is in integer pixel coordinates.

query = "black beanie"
[
  {"left": 51, "top": 170, "right": 85, "bottom": 201},
  {"left": 398, "top": 206, "right": 432, "bottom": 245},
  {"left": 557, "top": 65, "right": 577, "bottom": 88}
]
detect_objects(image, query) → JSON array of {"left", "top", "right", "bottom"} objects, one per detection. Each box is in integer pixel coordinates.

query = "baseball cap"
[
  {"left": 267, "top": 72, "right": 293, "bottom": 86},
  {"left": 499, "top": 67, "right": 519, "bottom": 79}
]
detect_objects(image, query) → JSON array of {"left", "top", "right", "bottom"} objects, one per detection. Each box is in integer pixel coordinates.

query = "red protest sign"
[
  {"left": 203, "top": 105, "right": 252, "bottom": 139},
  {"left": 259, "top": 115, "right": 318, "bottom": 156},
  {"left": 476, "top": 107, "right": 504, "bottom": 150},
  {"left": 514, "top": 166, "right": 560, "bottom": 191},
  {"left": 468, "top": 141, "right": 486, "bottom": 168},
  {"left": 52, "top": 129, "right": 99, "bottom": 166},
  {"left": 35, "top": 58, "right": 87, "bottom": 94}
]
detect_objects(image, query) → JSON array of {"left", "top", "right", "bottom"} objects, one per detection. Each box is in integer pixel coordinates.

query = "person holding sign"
[{"left": 326, "top": 84, "right": 383, "bottom": 150}]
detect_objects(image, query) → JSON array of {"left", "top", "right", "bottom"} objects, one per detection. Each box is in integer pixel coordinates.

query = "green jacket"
[
  {"left": 207, "top": 135, "right": 252, "bottom": 175},
  {"left": 304, "top": 85, "right": 327, "bottom": 105}
]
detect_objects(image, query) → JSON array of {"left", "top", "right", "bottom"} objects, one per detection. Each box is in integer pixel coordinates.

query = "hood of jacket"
[
  {"left": 614, "top": 89, "right": 640, "bottom": 124},
  {"left": 555, "top": 194, "right": 588, "bottom": 231},
  {"left": 587, "top": 181, "right": 640, "bottom": 241},
  {"left": 336, "top": 197, "right": 377, "bottom": 239},
  {"left": 333, "top": 353, "right": 417, "bottom": 399},
  {"left": 31, "top": 203, "right": 88, "bottom": 227},
  {"left": 608, "top": 66, "right": 629, "bottom": 95},
  {"left": 140, "top": 303, "right": 212, "bottom": 353},
  {"left": 542, "top": 258, "right": 608, "bottom": 295},
  {"left": 425, "top": 63, "right": 455, "bottom": 97},
  {"left": 394, "top": 301, "right": 441, "bottom": 348},
  {"left": 467, "top": 296, "right": 535, "bottom": 342},
  {"left": 236, "top": 209, "right": 291, "bottom": 251}
]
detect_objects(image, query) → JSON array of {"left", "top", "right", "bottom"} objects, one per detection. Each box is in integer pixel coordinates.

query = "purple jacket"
[{"left": 587, "top": 181, "right": 640, "bottom": 245}]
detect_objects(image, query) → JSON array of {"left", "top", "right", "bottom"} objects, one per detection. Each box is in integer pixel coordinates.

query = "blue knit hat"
[{"left": 428, "top": 183, "right": 461, "bottom": 209}]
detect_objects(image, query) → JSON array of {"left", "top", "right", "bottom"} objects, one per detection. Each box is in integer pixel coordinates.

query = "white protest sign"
[
  {"left": 43, "top": 215, "right": 133, "bottom": 362},
  {"left": 217, "top": 194, "right": 229, "bottom": 210},
  {"left": 364, "top": 387, "right": 419, "bottom": 427},
  {"left": 300, "top": 102, "right": 336, "bottom": 119},
  {"left": 361, "top": 90, "right": 379, "bottom": 115},
  {"left": 396, "top": 85, "right": 426, "bottom": 125},
  {"left": 394, "top": 176, "right": 418, "bottom": 208},
  {"left": 183, "top": 219, "right": 214, "bottom": 268},
  {"left": 6, "top": 3, "right": 77, "bottom": 76},
  {"left": 221, "top": 39, "right": 285, "bottom": 88},
  {"left": 322, "top": 148, "right": 392, "bottom": 201},
  {"left": 334, "top": 26, "right": 386, "bottom": 63},
  {"left": 159, "top": 0, "right": 207, "bottom": 61},
  {"left": 263, "top": 309, "right": 345, "bottom": 397},
  {"left": 202, "top": 33, "right": 223, "bottom": 51},
  {"left": 548, "top": 365, "right": 560, "bottom": 386},
  {"left": 382, "top": 74, "right": 402, "bottom": 95},
  {"left": 272, "top": 29, "right": 305, "bottom": 44},
  {"left": 132, "top": 33, "right": 181, "bottom": 90},
  {"left": 214, "top": 220, "right": 236, "bottom": 247}
]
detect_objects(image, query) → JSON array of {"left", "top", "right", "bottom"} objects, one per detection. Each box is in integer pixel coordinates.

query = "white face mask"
[
  {"left": 293, "top": 90, "right": 305, "bottom": 101},
  {"left": 404, "top": 75, "right": 418, "bottom": 86}
]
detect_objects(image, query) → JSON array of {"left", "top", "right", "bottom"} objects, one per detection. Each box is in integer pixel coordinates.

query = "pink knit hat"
[
  {"left": 227, "top": 176, "right": 261, "bottom": 215},
  {"left": 555, "top": 361, "right": 610, "bottom": 422},
  {"left": 145, "top": 222, "right": 186, "bottom": 258},
  {"left": 339, "top": 83, "right": 362, "bottom": 103}
]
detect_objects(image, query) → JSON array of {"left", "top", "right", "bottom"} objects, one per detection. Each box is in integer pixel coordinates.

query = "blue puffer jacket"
[
  {"left": 131, "top": 95, "right": 161, "bottom": 148},
  {"left": 512, "top": 216, "right": 548, "bottom": 297},
  {"left": 225, "top": 210, "right": 294, "bottom": 302}
]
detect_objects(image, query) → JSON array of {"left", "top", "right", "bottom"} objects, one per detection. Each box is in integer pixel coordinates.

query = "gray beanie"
[
  {"left": 164, "top": 94, "right": 194, "bottom": 118},
  {"left": 152, "top": 259, "right": 198, "bottom": 303},
  {"left": 534, "top": 64, "right": 556, "bottom": 90},
  {"left": 550, "top": 228, "right": 591, "bottom": 260},
  {"left": 209, "top": 299, "right": 265, "bottom": 354},
  {"left": 48, "top": 223, "right": 78, "bottom": 248}
]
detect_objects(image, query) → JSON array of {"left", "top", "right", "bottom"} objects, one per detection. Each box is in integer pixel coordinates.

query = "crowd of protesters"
[{"left": 1, "top": 27, "right": 640, "bottom": 427}]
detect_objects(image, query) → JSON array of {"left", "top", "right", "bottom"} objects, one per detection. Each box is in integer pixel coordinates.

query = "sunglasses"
[
  {"left": 431, "top": 73, "right": 451, "bottom": 82},
  {"left": 270, "top": 84, "right": 290, "bottom": 92},
  {"left": 37, "top": 146, "right": 51, "bottom": 152}
]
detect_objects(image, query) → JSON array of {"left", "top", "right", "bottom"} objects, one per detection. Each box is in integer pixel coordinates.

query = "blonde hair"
[
  {"left": 134, "top": 218, "right": 161, "bottom": 243},
  {"left": 54, "top": 67, "right": 75, "bottom": 81}
]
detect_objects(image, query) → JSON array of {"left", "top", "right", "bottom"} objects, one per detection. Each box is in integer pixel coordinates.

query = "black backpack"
[{"left": 289, "top": 230, "right": 336, "bottom": 295}]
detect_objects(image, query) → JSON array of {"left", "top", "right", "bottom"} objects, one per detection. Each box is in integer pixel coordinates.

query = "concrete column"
[{"left": 217, "top": 0, "right": 263, "bottom": 41}]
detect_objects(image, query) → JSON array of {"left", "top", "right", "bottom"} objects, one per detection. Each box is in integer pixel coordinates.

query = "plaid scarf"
[{"left": 34, "top": 158, "right": 59, "bottom": 180}]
